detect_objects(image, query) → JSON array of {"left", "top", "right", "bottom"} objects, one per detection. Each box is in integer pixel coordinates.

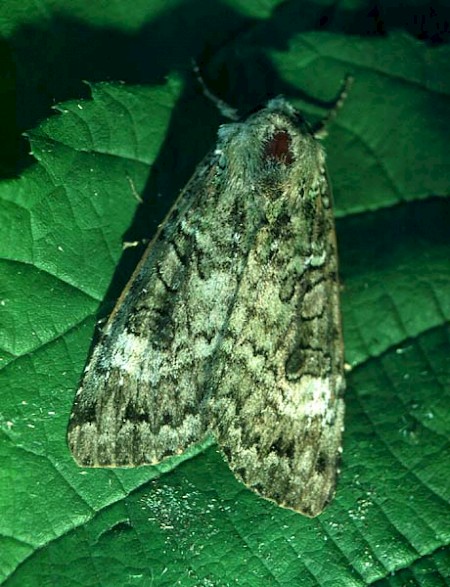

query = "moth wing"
[
  {"left": 68, "top": 167, "right": 214, "bottom": 467},
  {"left": 209, "top": 171, "right": 345, "bottom": 517}
]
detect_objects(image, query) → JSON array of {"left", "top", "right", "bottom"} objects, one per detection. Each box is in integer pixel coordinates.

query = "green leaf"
[{"left": 1, "top": 3, "right": 450, "bottom": 586}]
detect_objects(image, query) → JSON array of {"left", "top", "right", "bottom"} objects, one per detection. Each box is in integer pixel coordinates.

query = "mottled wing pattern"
[
  {"left": 68, "top": 149, "right": 256, "bottom": 466},
  {"left": 207, "top": 102, "right": 345, "bottom": 517},
  {"left": 68, "top": 98, "right": 345, "bottom": 517}
]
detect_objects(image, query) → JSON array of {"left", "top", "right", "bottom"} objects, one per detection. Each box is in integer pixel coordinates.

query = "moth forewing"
[
  {"left": 67, "top": 97, "right": 345, "bottom": 517},
  {"left": 67, "top": 161, "right": 218, "bottom": 467}
]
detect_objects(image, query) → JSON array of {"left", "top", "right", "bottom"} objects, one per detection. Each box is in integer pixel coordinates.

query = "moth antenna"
[
  {"left": 313, "top": 75, "right": 354, "bottom": 139},
  {"left": 192, "top": 59, "right": 240, "bottom": 121}
]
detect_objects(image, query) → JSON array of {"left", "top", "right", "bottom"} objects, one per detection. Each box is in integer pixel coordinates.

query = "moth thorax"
[{"left": 264, "top": 130, "right": 295, "bottom": 165}]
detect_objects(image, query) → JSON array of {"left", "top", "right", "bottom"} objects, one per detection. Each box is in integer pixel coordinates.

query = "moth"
[{"left": 68, "top": 97, "right": 345, "bottom": 517}]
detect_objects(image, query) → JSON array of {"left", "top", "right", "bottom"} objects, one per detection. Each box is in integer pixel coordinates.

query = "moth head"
[
  {"left": 258, "top": 103, "right": 327, "bottom": 221},
  {"left": 216, "top": 99, "right": 326, "bottom": 225}
]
